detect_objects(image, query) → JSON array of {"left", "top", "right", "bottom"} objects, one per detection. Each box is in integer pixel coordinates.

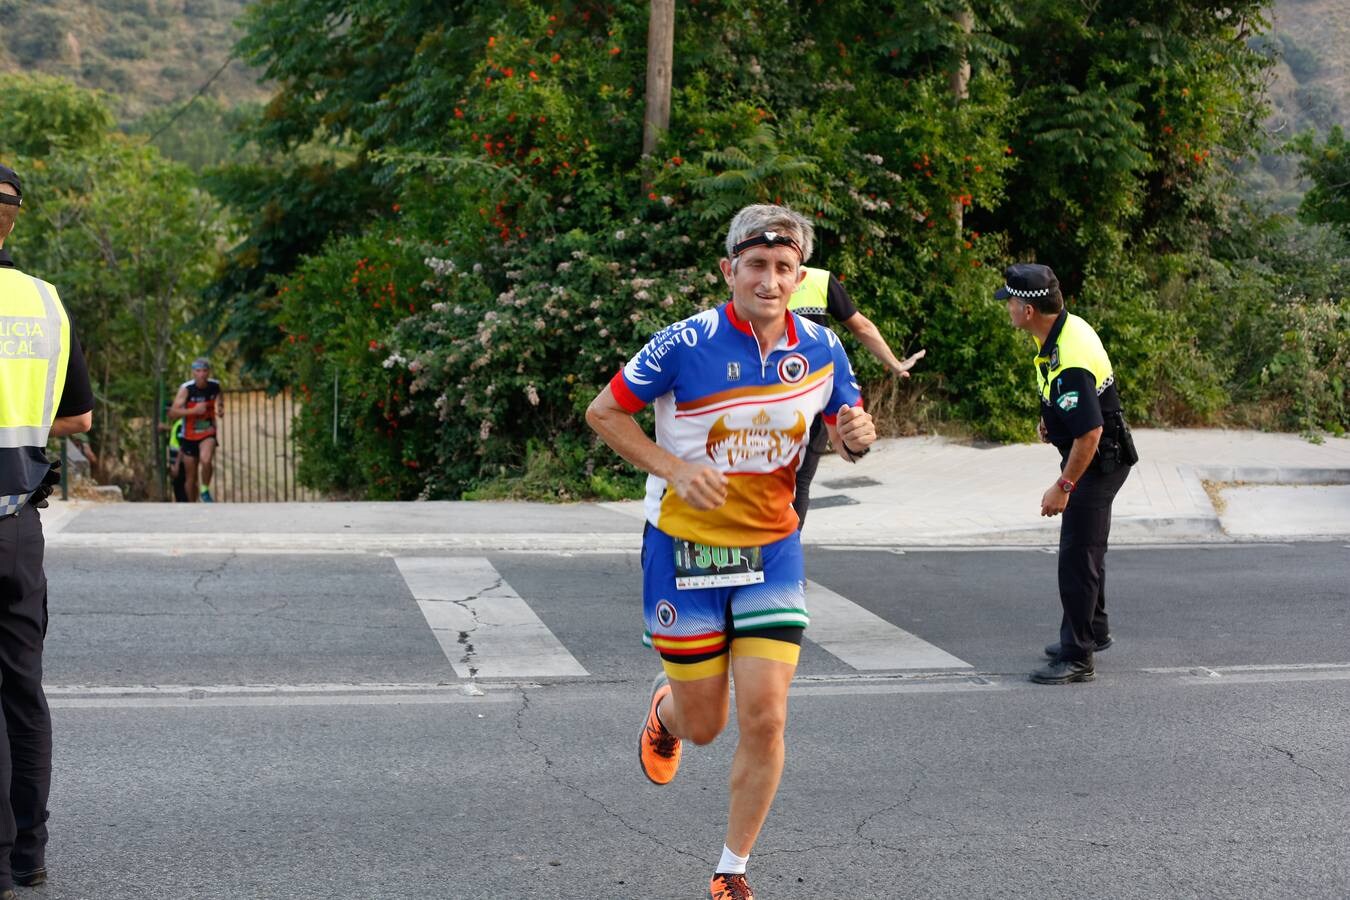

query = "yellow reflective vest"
[
  {"left": 0, "top": 267, "right": 72, "bottom": 500},
  {"left": 787, "top": 267, "right": 831, "bottom": 318},
  {"left": 1034, "top": 312, "right": 1113, "bottom": 405}
]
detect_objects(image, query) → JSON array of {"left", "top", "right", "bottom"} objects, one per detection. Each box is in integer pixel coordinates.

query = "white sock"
[
  {"left": 653, "top": 695, "right": 670, "bottom": 732},
  {"left": 716, "top": 844, "right": 748, "bottom": 875}
]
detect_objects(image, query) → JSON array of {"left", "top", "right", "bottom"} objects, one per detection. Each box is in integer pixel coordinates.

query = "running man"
[
  {"left": 168, "top": 358, "right": 223, "bottom": 502},
  {"left": 587, "top": 204, "right": 877, "bottom": 900}
]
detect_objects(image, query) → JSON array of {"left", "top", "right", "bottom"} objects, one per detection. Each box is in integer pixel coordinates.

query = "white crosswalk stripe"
[
  {"left": 394, "top": 557, "right": 969, "bottom": 678},
  {"left": 395, "top": 557, "right": 589, "bottom": 679},
  {"left": 805, "top": 580, "right": 972, "bottom": 671}
]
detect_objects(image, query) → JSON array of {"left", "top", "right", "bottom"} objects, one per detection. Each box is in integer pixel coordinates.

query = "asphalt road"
[{"left": 34, "top": 542, "right": 1350, "bottom": 899}]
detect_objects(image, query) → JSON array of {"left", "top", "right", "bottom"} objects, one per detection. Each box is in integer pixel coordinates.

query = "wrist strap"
[{"left": 843, "top": 442, "right": 870, "bottom": 460}]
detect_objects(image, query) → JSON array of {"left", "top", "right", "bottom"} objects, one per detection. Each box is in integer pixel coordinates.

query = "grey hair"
[{"left": 724, "top": 204, "right": 815, "bottom": 266}]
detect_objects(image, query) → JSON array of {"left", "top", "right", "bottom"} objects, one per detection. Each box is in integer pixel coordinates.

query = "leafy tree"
[
  {"left": 1, "top": 76, "right": 222, "bottom": 497},
  {"left": 221, "top": 0, "right": 1338, "bottom": 499},
  {"left": 1292, "top": 125, "right": 1350, "bottom": 236},
  {"left": 0, "top": 73, "right": 115, "bottom": 155}
]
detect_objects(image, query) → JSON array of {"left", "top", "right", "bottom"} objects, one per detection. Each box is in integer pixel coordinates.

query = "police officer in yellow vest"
[
  {"left": 1000, "top": 263, "right": 1136, "bottom": 685},
  {"left": 0, "top": 164, "right": 93, "bottom": 895},
  {"left": 788, "top": 267, "right": 926, "bottom": 527}
]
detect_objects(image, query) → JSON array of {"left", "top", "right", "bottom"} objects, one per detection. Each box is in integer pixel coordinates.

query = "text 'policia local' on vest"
[{"left": 0, "top": 268, "right": 71, "bottom": 507}]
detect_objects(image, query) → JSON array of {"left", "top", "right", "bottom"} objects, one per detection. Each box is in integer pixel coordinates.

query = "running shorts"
[{"left": 641, "top": 524, "right": 808, "bottom": 681}]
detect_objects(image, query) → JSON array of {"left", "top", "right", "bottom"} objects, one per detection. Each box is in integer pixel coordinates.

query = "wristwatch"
[{"left": 1057, "top": 477, "right": 1075, "bottom": 493}]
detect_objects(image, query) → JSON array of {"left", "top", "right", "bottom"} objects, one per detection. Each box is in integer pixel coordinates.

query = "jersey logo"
[
  {"left": 655, "top": 600, "right": 678, "bottom": 629},
  {"left": 705, "top": 409, "right": 808, "bottom": 467},
  {"left": 777, "top": 352, "right": 809, "bottom": 384},
  {"left": 1057, "top": 391, "right": 1080, "bottom": 411},
  {"left": 726, "top": 362, "right": 741, "bottom": 382}
]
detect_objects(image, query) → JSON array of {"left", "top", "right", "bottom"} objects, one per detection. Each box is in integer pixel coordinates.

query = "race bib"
[{"left": 673, "top": 540, "right": 765, "bottom": 590}]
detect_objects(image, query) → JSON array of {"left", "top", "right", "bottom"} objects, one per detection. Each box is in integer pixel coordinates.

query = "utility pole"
[{"left": 642, "top": 0, "right": 676, "bottom": 159}]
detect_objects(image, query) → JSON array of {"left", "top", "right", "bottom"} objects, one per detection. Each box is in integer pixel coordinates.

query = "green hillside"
[
  {"left": 0, "top": 0, "right": 265, "bottom": 121},
  {"left": 1249, "top": 0, "right": 1350, "bottom": 206}
]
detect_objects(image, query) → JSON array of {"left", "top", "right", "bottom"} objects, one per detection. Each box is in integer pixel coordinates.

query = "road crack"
[{"left": 510, "top": 688, "right": 704, "bottom": 862}]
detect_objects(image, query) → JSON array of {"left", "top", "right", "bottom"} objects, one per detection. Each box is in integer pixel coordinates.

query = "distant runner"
[{"left": 169, "top": 358, "right": 223, "bottom": 502}]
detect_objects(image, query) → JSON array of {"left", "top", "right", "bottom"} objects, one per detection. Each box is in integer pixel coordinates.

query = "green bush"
[{"left": 272, "top": 230, "right": 441, "bottom": 499}]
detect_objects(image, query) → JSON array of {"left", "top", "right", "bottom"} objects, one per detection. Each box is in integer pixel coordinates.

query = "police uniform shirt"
[
  {"left": 1039, "top": 310, "right": 1120, "bottom": 452},
  {"left": 0, "top": 248, "right": 94, "bottom": 419},
  {"left": 795, "top": 274, "right": 858, "bottom": 327}
]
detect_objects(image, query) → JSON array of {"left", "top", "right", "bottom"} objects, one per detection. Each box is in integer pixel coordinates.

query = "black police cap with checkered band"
[
  {"left": 994, "top": 263, "right": 1058, "bottom": 300},
  {"left": 0, "top": 165, "right": 21, "bottom": 207}
]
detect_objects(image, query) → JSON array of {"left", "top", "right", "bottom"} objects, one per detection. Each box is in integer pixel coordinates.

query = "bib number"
[{"left": 673, "top": 540, "right": 765, "bottom": 590}]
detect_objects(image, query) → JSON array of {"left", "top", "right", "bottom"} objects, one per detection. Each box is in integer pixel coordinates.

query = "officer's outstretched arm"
[
  {"left": 51, "top": 411, "right": 92, "bottom": 437},
  {"left": 586, "top": 385, "right": 727, "bottom": 510},
  {"left": 840, "top": 312, "right": 926, "bottom": 378}
]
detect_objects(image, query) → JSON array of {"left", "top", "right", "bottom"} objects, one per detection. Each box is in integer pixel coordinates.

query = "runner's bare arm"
[
  {"left": 167, "top": 386, "right": 191, "bottom": 419},
  {"left": 586, "top": 385, "right": 728, "bottom": 510},
  {"left": 826, "top": 404, "right": 877, "bottom": 463}
]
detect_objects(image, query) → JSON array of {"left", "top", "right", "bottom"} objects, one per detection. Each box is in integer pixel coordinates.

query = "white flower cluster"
[{"left": 424, "top": 256, "right": 457, "bottom": 277}]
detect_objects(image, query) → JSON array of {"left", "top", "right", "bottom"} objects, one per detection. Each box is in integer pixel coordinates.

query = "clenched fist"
[
  {"left": 670, "top": 461, "right": 729, "bottom": 510},
  {"left": 836, "top": 404, "right": 876, "bottom": 455}
]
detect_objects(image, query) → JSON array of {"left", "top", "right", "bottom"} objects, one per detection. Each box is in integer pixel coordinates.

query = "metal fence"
[{"left": 212, "top": 388, "right": 322, "bottom": 502}]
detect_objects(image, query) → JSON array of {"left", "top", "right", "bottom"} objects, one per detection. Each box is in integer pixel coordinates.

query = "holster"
[
  {"left": 1096, "top": 413, "right": 1138, "bottom": 474},
  {"left": 30, "top": 460, "right": 61, "bottom": 508}
]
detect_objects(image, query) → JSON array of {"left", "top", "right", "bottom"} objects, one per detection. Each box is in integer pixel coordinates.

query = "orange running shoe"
[
  {"left": 709, "top": 872, "right": 754, "bottom": 899},
  {"left": 638, "top": 672, "right": 681, "bottom": 785}
]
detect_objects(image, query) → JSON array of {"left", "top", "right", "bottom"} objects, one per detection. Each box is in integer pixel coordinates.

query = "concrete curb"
[{"left": 1189, "top": 466, "right": 1350, "bottom": 485}]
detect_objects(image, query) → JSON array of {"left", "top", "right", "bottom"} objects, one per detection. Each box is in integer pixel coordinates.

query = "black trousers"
[
  {"left": 0, "top": 504, "right": 51, "bottom": 886},
  {"left": 1057, "top": 460, "right": 1131, "bottom": 662},
  {"left": 792, "top": 416, "right": 831, "bottom": 529}
]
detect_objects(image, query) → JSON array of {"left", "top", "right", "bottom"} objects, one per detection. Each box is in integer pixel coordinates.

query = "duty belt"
[{"left": 0, "top": 492, "right": 33, "bottom": 518}]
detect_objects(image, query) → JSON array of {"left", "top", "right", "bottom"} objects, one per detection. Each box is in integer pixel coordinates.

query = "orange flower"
[{"left": 609, "top": 46, "right": 621, "bottom": 55}]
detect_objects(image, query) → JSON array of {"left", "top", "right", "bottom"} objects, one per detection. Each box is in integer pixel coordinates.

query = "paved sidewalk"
[
  {"left": 786, "top": 427, "right": 1350, "bottom": 545},
  {"left": 40, "top": 428, "right": 1350, "bottom": 549}
]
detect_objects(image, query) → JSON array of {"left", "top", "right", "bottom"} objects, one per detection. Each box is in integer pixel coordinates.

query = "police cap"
[
  {"left": 994, "top": 263, "right": 1058, "bottom": 300},
  {"left": 0, "top": 165, "right": 21, "bottom": 207}
]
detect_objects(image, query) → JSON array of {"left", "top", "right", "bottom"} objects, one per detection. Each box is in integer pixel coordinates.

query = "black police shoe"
[
  {"left": 1030, "top": 657, "right": 1095, "bottom": 684},
  {"left": 14, "top": 866, "right": 46, "bottom": 886},
  {"left": 1044, "top": 635, "right": 1113, "bottom": 659}
]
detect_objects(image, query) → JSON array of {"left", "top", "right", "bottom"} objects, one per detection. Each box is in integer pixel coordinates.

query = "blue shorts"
[{"left": 641, "top": 525, "right": 808, "bottom": 681}]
